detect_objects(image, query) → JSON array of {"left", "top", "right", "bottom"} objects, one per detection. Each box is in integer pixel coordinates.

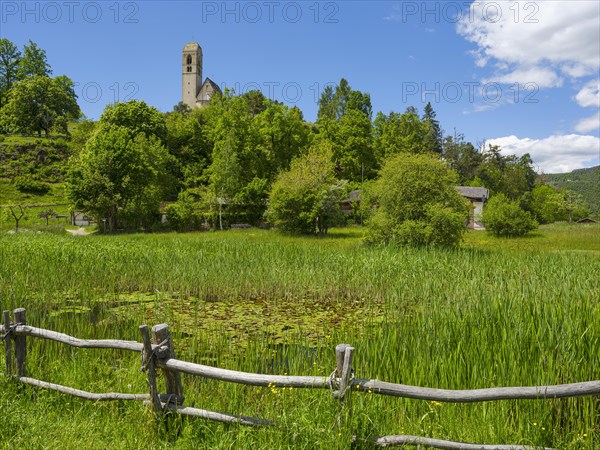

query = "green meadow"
[{"left": 0, "top": 225, "right": 598, "bottom": 449}]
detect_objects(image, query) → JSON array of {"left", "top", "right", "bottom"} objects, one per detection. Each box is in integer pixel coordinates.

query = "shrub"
[
  {"left": 165, "top": 190, "right": 202, "bottom": 231},
  {"left": 13, "top": 176, "right": 51, "bottom": 195},
  {"left": 483, "top": 194, "right": 538, "bottom": 237},
  {"left": 366, "top": 153, "right": 469, "bottom": 247},
  {"left": 267, "top": 141, "right": 345, "bottom": 235}
]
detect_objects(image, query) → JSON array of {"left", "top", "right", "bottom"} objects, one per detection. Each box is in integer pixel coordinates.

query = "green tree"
[
  {"left": 366, "top": 153, "right": 469, "bottom": 247},
  {"left": 0, "top": 75, "right": 80, "bottom": 136},
  {"left": 70, "top": 119, "right": 98, "bottom": 149},
  {"left": 252, "top": 102, "right": 311, "bottom": 177},
  {"left": 165, "top": 189, "right": 203, "bottom": 231},
  {"left": 521, "top": 184, "right": 566, "bottom": 224},
  {"left": 317, "top": 85, "right": 336, "bottom": 122},
  {"left": 67, "top": 126, "right": 171, "bottom": 232},
  {"left": 99, "top": 100, "right": 168, "bottom": 143},
  {"left": 267, "top": 141, "right": 345, "bottom": 234},
  {"left": 0, "top": 38, "right": 21, "bottom": 107},
  {"left": 205, "top": 91, "right": 258, "bottom": 184},
  {"left": 563, "top": 190, "right": 589, "bottom": 222},
  {"left": 207, "top": 132, "right": 244, "bottom": 229},
  {"left": 242, "top": 90, "right": 269, "bottom": 116},
  {"left": 322, "top": 109, "right": 377, "bottom": 182},
  {"left": 373, "top": 108, "right": 430, "bottom": 158},
  {"left": 165, "top": 107, "right": 211, "bottom": 188},
  {"left": 317, "top": 79, "right": 372, "bottom": 122},
  {"left": 476, "top": 145, "right": 536, "bottom": 199},
  {"left": 17, "top": 40, "right": 51, "bottom": 79},
  {"left": 422, "top": 102, "right": 442, "bottom": 154},
  {"left": 482, "top": 194, "right": 538, "bottom": 236},
  {"left": 172, "top": 101, "right": 191, "bottom": 115},
  {"left": 442, "top": 132, "right": 482, "bottom": 184}
]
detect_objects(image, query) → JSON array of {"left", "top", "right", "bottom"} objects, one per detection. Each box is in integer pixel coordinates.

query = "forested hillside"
[
  {"left": 1, "top": 38, "right": 594, "bottom": 235},
  {"left": 547, "top": 166, "right": 600, "bottom": 216}
]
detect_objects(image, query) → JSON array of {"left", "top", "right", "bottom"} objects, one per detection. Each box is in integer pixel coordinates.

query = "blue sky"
[{"left": 2, "top": 1, "right": 599, "bottom": 172}]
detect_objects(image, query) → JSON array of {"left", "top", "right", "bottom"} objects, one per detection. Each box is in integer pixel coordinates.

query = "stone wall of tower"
[{"left": 182, "top": 43, "right": 203, "bottom": 109}]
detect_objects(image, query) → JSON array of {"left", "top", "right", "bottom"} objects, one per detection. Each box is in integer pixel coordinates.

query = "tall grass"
[{"left": 0, "top": 226, "right": 598, "bottom": 449}]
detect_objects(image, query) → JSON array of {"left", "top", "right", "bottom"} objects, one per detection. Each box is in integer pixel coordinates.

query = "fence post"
[
  {"left": 3, "top": 310, "right": 11, "bottom": 377},
  {"left": 334, "top": 343, "right": 355, "bottom": 438},
  {"left": 139, "top": 325, "right": 163, "bottom": 421},
  {"left": 151, "top": 324, "right": 184, "bottom": 405},
  {"left": 13, "top": 308, "right": 26, "bottom": 377}
]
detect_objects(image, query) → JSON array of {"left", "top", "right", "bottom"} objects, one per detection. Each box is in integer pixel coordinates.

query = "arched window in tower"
[
  {"left": 186, "top": 55, "right": 192, "bottom": 65},
  {"left": 187, "top": 66, "right": 192, "bottom": 73}
]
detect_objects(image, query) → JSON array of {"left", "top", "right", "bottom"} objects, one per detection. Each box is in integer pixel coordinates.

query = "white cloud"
[
  {"left": 575, "top": 79, "right": 600, "bottom": 108},
  {"left": 457, "top": 1, "right": 600, "bottom": 86},
  {"left": 575, "top": 112, "right": 600, "bottom": 134},
  {"left": 484, "top": 134, "right": 600, "bottom": 173},
  {"left": 483, "top": 67, "right": 562, "bottom": 89}
]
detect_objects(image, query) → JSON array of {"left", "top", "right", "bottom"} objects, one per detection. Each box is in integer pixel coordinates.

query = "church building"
[{"left": 182, "top": 42, "right": 221, "bottom": 109}]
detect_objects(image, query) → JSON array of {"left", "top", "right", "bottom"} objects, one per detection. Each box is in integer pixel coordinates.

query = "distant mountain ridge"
[{"left": 546, "top": 165, "right": 600, "bottom": 217}]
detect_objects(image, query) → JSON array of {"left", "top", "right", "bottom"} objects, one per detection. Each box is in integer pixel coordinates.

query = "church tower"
[{"left": 182, "top": 42, "right": 203, "bottom": 109}]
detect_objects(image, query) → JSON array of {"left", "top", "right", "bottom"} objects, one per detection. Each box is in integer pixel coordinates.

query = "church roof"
[{"left": 198, "top": 78, "right": 222, "bottom": 95}]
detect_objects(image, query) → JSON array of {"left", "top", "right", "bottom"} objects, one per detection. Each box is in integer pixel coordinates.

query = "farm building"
[
  {"left": 455, "top": 186, "right": 489, "bottom": 230},
  {"left": 70, "top": 211, "right": 94, "bottom": 227},
  {"left": 341, "top": 190, "right": 360, "bottom": 213}
]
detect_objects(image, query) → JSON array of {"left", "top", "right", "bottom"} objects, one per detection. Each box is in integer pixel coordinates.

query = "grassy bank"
[{"left": 0, "top": 226, "right": 598, "bottom": 449}]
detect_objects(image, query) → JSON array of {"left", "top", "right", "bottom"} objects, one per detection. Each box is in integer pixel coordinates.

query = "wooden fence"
[{"left": 1, "top": 307, "right": 599, "bottom": 449}]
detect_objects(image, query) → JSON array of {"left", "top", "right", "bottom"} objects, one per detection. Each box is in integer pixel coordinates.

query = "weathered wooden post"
[
  {"left": 3, "top": 310, "right": 11, "bottom": 377},
  {"left": 151, "top": 324, "right": 184, "bottom": 406},
  {"left": 333, "top": 343, "right": 355, "bottom": 438},
  {"left": 334, "top": 344, "right": 354, "bottom": 400},
  {"left": 139, "top": 325, "right": 162, "bottom": 421},
  {"left": 13, "top": 308, "right": 26, "bottom": 377}
]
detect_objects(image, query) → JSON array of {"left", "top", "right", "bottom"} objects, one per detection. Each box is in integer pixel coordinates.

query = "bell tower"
[{"left": 182, "top": 42, "right": 203, "bottom": 109}]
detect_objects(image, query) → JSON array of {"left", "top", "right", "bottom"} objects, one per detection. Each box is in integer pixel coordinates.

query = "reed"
[{"left": 0, "top": 225, "right": 598, "bottom": 449}]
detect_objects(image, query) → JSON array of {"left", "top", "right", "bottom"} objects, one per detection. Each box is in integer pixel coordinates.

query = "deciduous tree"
[
  {"left": 482, "top": 194, "right": 538, "bottom": 237},
  {"left": 366, "top": 153, "right": 468, "bottom": 246},
  {"left": 0, "top": 38, "right": 21, "bottom": 107},
  {"left": 0, "top": 75, "right": 80, "bottom": 136},
  {"left": 267, "top": 141, "right": 345, "bottom": 234},
  {"left": 67, "top": 126, "right": 172, "bottom": 232},
  {"left": 17, "top": 40, "right": 51, "bottom": 79}
]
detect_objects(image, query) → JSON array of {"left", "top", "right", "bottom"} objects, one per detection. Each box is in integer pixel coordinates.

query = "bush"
[
  {"left": 13, "top": 176, "right": 51, "bottom": 195},
  {"left": 267, "top": 141, "right": 345, "bottom": 235},
  {"left": 366, "top": 153, "right": 468, "bottom": 247},
  {"left": 165, "top": 190, "right": 203, "bottom": 231},
  {"left": 483, "top": 194, "right": 538, "bottom": 237}
]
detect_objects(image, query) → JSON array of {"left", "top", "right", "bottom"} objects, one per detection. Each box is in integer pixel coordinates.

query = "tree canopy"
[
  {"left": 67, "top": 126, "right": 172, "bottom": 232},
  {"left": 366, "top": 153, "right": 469, "bottom": 246},
  {"left": 0, "top": 39, "right": 79, "bottom": 135},
  {"left": 0, "top": 38, "right": 21, "bottom": 107},
  {"left": 267, "top": 141, "right": 345, "bottom": 235},
  {"left": 99, "top": 100, "right": 168, "bottom": 143},
  {"left": 0, "top": 75, "right": 80, "bottom": 136}
]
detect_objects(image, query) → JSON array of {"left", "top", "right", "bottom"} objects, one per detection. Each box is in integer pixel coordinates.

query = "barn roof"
[
  {"left": 342, "top": 189, "right": 360, "bottom": 203},
  {"left": 455, "top": 186, "right": 489, "bottom": 200}
]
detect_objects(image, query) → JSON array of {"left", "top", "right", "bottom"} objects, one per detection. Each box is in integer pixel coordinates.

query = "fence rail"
[{"left": 2, "top": 307, "right": 598, "bottom": 449}]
